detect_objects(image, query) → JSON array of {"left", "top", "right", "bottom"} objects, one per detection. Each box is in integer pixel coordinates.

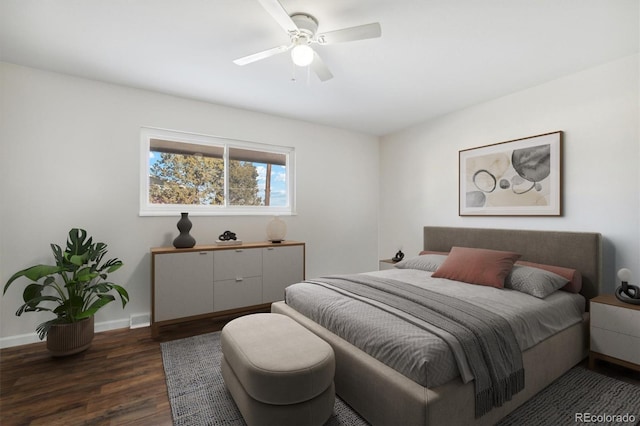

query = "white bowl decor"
[{"left": 267, "top": 216, "right": 287, "bottom": 243}]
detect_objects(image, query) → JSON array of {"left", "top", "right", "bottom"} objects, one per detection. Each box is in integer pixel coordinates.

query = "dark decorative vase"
[{"left": 173, "top": 212, "right": 196, "bottom": 248}]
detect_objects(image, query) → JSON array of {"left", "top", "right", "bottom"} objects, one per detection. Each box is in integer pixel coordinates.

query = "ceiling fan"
[{"left": 233, "top": 0, "right": 382, "bottom": 82}]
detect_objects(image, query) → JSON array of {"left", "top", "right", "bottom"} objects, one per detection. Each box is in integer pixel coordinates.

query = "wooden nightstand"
[
  {"left": 589, "top": 294, "right": 640, "bottom": 372},
  {"left": 379, "top": 259, "right": 397, "bottom": 270}
]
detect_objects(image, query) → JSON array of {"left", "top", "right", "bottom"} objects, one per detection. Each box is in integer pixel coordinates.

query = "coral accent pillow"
[
  {"left": 516, "top": 260, "right": 582, "bottom": 293},
  {"left": 432, "top": 246, "right": 521, "bottom": 288}
]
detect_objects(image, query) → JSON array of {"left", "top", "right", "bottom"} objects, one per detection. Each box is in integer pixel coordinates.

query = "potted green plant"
[{"left": 3, "top": 228, "right": 128, "bottom": 356}]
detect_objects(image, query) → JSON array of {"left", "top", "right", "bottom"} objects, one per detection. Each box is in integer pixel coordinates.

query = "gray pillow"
[
  {"left": 394, "top": 254, "right": 447, "bottom": 272},
  {"left": 505, "top": 265, "right": 569, "bottom": 298}
]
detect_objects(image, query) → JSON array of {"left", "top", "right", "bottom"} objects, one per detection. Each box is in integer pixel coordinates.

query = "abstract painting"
[{"left": 459, "top": 131, "right": 562, "bottom": 216}]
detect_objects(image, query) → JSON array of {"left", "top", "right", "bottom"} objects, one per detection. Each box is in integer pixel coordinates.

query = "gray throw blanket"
[{"left": 307, "top": 274, "right": 525, "bottom": 418}]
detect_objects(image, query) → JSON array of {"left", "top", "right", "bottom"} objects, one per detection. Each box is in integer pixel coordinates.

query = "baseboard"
[
  {"left": 94, "top": 318, "right": 131, "bottom": 333},
  {"left": 0, "top": 331, "right": 42, "bottom": 349},
  {"left": 0, "top": 317, "right": 148, "bottom": 349}
]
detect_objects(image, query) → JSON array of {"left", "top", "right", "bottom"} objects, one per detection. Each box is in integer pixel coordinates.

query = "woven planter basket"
[{"left": 46, "top": 316, "right": 95, "bottom": 356}]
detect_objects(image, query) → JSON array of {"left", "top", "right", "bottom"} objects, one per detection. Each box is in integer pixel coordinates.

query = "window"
[{"left": 140, "top": 127, "right": 295, "bottom": 216}]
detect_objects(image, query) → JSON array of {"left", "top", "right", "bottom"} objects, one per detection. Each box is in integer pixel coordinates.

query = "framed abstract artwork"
[{"left": 459, "top": 131, "right": 562, "bottom": 216}]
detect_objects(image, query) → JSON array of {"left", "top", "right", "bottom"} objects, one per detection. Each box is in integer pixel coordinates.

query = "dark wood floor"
[
  {"left": 2, "top": 317, "right": 639, "bottom": 425},
  {"left": 0, "top": 317, "right": 234, "bottom": 426}
]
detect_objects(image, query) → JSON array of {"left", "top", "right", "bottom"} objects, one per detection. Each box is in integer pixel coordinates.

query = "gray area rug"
[
  {"left": 161, "top": 331, "right": 640, "bottom": 426},
  {"left": 161, "top": 331, "right": 367, "bottom": 426},
  {"left": 496, "top": 367, "right": 640, "bottom": 426}
]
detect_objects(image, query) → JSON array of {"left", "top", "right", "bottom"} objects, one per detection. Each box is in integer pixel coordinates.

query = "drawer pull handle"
[
  {"left": 267, "top": 247, "right": 274, "bottom": 251},
  {"left": 235, "top": 249, "right": 243, "bottom": 253},
  {"left": 235, "top": 277, "right": 243, "bottom": 282}
]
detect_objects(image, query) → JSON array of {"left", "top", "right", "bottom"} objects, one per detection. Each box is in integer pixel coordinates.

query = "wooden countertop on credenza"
[{"left": 151, "top": 240, "right": 304, "bottom": 254}]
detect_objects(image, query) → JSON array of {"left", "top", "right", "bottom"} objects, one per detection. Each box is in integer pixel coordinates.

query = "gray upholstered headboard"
[{"left": 423, "top": 226, "right": 602, "bottom": 300}]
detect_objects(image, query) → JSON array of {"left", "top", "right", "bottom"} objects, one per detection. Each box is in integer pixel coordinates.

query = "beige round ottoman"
[{"left": 221, "top": 313, "right": 335, "bottom": 426}]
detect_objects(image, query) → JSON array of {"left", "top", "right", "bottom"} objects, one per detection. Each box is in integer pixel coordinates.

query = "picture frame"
[{"left": 459, "top": 131, "right": 562, "bottom": 216}]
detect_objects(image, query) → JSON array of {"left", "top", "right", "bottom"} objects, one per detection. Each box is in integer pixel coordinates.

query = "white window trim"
[{"left": 139, "top": 127, "right": 296, "bottom": 216}]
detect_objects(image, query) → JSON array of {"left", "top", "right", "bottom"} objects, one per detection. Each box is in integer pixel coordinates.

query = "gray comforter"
[
  {"left": 304, "top": 274, "right": 525, "bottom": 417},
  {"left": 285, "top": 269, "right": 585, "bottom": 409}
]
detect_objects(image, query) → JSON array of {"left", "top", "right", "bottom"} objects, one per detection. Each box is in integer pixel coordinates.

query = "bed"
[{"left": 271, "top": 226, "right": 602, "bottom": 426}]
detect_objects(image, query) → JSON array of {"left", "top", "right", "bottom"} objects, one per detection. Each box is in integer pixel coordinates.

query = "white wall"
[
  {"left": 2, "top": 54, "right": 638, "bottom": 348},
  {"left": 0, "top": 62, "right": 379, "bottom": 347},
  {"left": 379, "top": 55, "right": 640, "bottom": 294}
]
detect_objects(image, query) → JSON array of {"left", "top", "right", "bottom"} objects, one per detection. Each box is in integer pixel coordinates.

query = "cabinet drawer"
[
  {"left": 591, "top": 302, "right": 640, "bottom": 338},
  {"left": 214, "top": 248, "right": 262, "bottom": 281},
  {"left": 214, "top": 276, "right": 262, "bottom": 312},
  {"left": 591, "top": 326, "right": 640, "bottom": 365}
]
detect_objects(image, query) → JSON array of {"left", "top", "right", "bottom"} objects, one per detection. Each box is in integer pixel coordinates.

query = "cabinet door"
[
  {"left": 262, "top": 245, "right": 304, "bottom": 303},
  {"left": 214, "top": 248, "right": 262, "bottom": 281},
  {"left": 154, "top": 251, "right": 214, "bottom": 321}
]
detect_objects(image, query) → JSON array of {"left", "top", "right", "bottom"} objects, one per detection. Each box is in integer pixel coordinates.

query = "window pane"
[
  {"left": 149, "top": 150, "right": 225, "bottom": 205},
  {"left": 229, "top": 148, "right": 288, "bottom": 207}
]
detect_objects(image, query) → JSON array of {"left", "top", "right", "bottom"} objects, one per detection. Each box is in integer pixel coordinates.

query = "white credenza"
[
  {"left": 589, "top": 294, "right": 640, "bottom": 372},
  {"left": 151, "top": 241, "right": 305, "bottom": 337}
]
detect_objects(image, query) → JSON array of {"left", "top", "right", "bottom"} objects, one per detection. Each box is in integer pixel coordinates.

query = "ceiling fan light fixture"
[
  {"left": 233, "top": 2, "right": 381, "bottom": 82},
  {"left": 291, "top": 44, "right": 314, "bottom": 67}
]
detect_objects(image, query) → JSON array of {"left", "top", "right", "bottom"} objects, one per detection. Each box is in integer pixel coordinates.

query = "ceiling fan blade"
[
  {"left": 256, "top": 0, "right": 298, "bottom": 34},
  {"left": 233, "top": 45, "right": 291, "bottom": 66},
  {"left": 316, "top": 22, "right": 381, "bottom": 44},
  {"left": 311, "top": 51, "right": 333, "bottom": 82}
]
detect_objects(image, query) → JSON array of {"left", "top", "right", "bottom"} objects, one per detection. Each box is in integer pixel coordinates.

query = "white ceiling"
[{"left": 1, "top": 0, "right": 638, "bottom": 136}]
